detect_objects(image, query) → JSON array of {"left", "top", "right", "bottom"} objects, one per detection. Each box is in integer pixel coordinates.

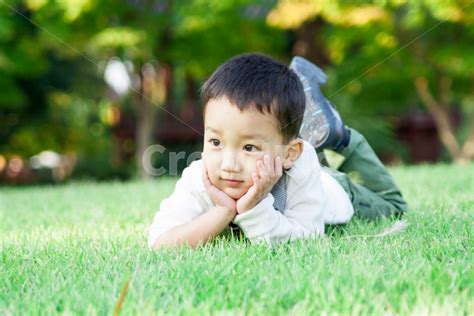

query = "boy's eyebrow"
[
  {"left": 205, "top": 126, "right": 269, "bottom": 141},
  {"left": 205, "top": 127, "right": 219, "bottom": 133},
  {"left": 242, "top": 132, "right": 270, "bottom": 141}
]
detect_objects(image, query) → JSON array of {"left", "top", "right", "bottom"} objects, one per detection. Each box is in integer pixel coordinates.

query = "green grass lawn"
[{"left": 1, "top": 163, "right": 473, "bottom": 315}]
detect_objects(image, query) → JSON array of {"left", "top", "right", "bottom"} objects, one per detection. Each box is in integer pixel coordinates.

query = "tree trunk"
[
  {"left": 135, "top": 99, "right": 156, "bottom": 180},
  {"left": 460, "top": 113, "right": 474, "bottom": 161},
  {"left": 414, "top": 76, "right": 473, "bottom": 164},
  {"left": 133, "top": 62, "right": 168, "bottom": 180},
  {"left": 292, "top": 18, "right": 330, "bottom": 67},
  {"left": 180, "top": 73, "right": 196, "bottom": 122}
]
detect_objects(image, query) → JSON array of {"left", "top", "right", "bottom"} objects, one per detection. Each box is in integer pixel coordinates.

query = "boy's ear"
[{"left": 283, "top": 139, "right": 304, "bottom": 170}]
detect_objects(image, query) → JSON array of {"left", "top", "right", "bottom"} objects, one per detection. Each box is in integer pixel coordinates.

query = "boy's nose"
[{"left": 221, "top": 150, "right": 241, "bottom": 174}]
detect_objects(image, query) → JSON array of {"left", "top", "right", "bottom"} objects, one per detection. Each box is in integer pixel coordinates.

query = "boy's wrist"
[
  {"left": 232, "top": 194, "right": 275, "bottom": 237},
  {"left": 237, "top": 204, "right": 255, "bottom": 214},
  {"left": 213, "top": 205, "right": 236, "bottom": 220},
  {"left": 236, "top": 194, "right": 273, "bottom": 215},
  {"left": 237, "top": 192, "right": 272, "bottom": 214}
]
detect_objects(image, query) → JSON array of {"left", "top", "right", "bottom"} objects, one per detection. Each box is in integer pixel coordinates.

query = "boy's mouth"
[{"left": 221, "top": 178, "right": 244, "bottom": 187}]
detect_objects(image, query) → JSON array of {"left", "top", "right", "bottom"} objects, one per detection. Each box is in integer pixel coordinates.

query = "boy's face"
[{"left": 203, "top": 96, "right": 294, "bottom": 200}]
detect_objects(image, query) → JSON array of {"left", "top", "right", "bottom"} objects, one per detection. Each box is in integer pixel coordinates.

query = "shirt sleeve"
[
  {"left": 232, "top": 171, "right": 325, "bottom": 247},
  {"left": 147, "top": 164, "right": 207, "bottom": 249}
]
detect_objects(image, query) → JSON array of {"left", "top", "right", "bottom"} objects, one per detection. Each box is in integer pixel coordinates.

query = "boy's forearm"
[{"left": 152, "top": 206, "right": 235, "bottom": 250}]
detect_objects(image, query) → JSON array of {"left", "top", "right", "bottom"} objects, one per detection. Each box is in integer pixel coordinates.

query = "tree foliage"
[
  {"left": 268, "top": 0, "right": 474, "bottom": 162},
  {"left": 0, "top": 0, "right": 289, "bottom": 179},
  {"left": 1, "top": 0, "right": 473, "bottom": 180}
]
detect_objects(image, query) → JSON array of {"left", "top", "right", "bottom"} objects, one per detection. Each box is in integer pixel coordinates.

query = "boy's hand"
[
  {"left": 236, "top": 155, "right": 282, "bottom": 214},
  {"left": 202, "top": 154, "right": 237, "bottom": 216}
]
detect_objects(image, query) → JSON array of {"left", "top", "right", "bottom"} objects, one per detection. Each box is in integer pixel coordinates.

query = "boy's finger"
[
  {"left": 254, "top": 161, "right": 260, "bottom": 179},
  {"left": 274, "top": 156, "right": 283, "bottom": 177},
  {"left": 263, "top": 154, "right": 273, "bottom": 176},
  {"left": 252, "top": 172, "right": 260, "bottom": 187},
  {"left": 260, "top": 161, "right": 273, "bottom": 187},
  {"left": 265, "top": 155, "right": 276, "bottom": 183},
  {"left": 257, "top": 160, "right": 268, "bottom": 180}
]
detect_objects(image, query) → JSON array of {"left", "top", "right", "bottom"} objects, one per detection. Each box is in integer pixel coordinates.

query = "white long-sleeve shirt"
[{"left": 148, "top": 140, "right": 354, "bottom": 248}]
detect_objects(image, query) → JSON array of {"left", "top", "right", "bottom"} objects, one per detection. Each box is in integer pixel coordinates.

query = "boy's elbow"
[
  {"left": 149, "top": 234, "right": 178, "bottom": 251},
  {"left": 148, "top": 231, "right": 172, "bottom": 250},
  {"left": 149, "top": 236, "right": 164, "bottom": 250},
  {"left": 148, "top": 237, "right": 161, "bottom": 251},
  {"left": 148, "top": 228, "right": 182, "bottom": 250},
  {"left": 148, "top": 229, "right": 162, "bottom": 250},
  {"left": 150, "top": 239, "right": 173, "bottom": 251},
  {"left": 149, "top": 234, "right": 200, "bottom": 251}
]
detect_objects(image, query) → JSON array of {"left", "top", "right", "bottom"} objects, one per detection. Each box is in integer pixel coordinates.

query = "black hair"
[{"left": 201, "top": 52, "right": 305, "bottom": 143}]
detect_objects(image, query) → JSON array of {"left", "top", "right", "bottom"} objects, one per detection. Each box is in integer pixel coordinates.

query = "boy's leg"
[
  {"left": 324, "top": 128, "right": 408, "bottom": 221},
  {"left": 289, "top": 56, "right": 407, "bottom": 220}
]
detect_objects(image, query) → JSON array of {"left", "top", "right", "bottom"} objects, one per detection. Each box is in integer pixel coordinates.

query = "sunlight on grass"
[{"left": 1, "top": 164, "right": 473, "bottom": 314}]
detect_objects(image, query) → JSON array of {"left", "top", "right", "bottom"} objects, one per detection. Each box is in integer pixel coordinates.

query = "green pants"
[{"left": 321, "top": 128, "right": 408, "bottom": 221}]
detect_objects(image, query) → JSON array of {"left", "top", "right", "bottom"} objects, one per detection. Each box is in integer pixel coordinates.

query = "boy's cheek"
[
  {"left": 202, "top": 152, "right": 218, "bottom": 175},
  {"left": 201, "top": 151, "right": 222, "bottom": 183},
  {"left": 207, "top": 168, "right": 220, "bottom": 185}
]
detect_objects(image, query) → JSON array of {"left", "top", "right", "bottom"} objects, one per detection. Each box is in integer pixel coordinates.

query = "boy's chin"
[{"left": 222, "top": 187, "right": 247, "bottom": 200}]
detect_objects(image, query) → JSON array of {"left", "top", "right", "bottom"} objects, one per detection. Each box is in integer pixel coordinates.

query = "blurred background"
[{"left": 1, "top": 0, "right": 473, "bottom": 185}]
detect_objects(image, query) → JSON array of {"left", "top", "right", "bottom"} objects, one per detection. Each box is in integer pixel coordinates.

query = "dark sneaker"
[{"left": 289, "top": 56, "right": 350, "bottom": 151}]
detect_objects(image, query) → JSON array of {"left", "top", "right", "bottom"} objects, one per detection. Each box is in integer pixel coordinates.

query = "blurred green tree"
[
  {"left": 0, "top": 1, "right": 105, "bottom": 163},
  {"left": 268, "top": 0, "right": 474, "bottom": 163},
  {"left": 13, "top": 0, "right": 288, "bottom": 178}
]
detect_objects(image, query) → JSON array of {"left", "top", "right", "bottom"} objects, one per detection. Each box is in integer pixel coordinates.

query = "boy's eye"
[
  {"left": 209, "top": 139, "right": 220, "bottom": 147},
  {"left": 243, "top": 144, "right": 258, "bottom": 152}
]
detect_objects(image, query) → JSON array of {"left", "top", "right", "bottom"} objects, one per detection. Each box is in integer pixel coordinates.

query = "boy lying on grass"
[{"left": 148, "top": 53, "right": 408, "bottom": 249}]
